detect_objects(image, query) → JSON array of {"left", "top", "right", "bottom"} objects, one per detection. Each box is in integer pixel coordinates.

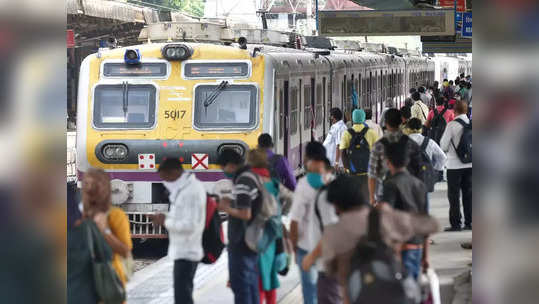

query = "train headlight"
[
  {"left": 218, "top": 144, "right": 245, "bottom": 157},
  {"left": 102, "top": 144, "right": 128, "bottom": 161},
  {"left": 124, "top": 49, "right": 141, "bottom": 65},
  {"left": 162, "top": 44, "right": 192, "bottom": 61}
]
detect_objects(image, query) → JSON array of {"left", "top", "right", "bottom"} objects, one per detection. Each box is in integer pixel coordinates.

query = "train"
[{"left": 76, "top": 24, "right": 471, "bottom": 239}]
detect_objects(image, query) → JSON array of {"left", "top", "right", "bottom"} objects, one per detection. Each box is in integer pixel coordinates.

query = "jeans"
[
  {"left": 401, "top": 249, "right": 423, "bottom": 280},
  {"left": 295, "top": 248, "right": 318, "bottom": 304},
  {"left": 228, "top": 244, "right": 260, "bottom": 304},
  {"left": 173, "top": 259, "right": 198, "bottom": 304},
  {"left": 447, "top": 168, "right": 472, "bottom": 228}
]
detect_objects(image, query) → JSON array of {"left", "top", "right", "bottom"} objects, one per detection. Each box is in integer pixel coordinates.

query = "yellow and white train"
[{"left": 77, "top": 34, "right": 447, "bottom": 238}]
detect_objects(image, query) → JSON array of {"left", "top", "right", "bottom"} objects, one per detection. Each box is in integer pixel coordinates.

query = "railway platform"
[{"left": 127, "top": 182, "right": 472, "bottom": 304}]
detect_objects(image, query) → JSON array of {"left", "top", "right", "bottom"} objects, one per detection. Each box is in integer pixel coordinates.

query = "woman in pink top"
[{"left": 425, "top": 97, "right": 455, "bottom": 128}]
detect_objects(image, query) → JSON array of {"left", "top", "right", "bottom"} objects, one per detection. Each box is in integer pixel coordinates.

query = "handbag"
[
  {"left": 242, "top": 172, "right": 280, "bottom": 253},
  {"left": 85, "top": 220, "right": 126, "bottom": 304},
  {"left": 121, "top": 253, "right": 135, "bottom": 282},
  {"left": 420, "top": 268, "right": 441, "bottom": 304}
]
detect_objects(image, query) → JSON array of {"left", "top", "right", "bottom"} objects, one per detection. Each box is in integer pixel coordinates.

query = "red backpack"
[{"left": 201, "top": 195, "right": 225, "bottom": 264}]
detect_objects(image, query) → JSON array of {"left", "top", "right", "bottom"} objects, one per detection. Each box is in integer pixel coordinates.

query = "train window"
[
  {"left": 290, "top": 86, "right": 298, "bottom": 135},
  {"left": 103, "top": 62, "right": 168, "bottom": 77},
  {"left": 316, "top": 83, "right": 323, "bottom": 127},
  {"left": 93, "top": 84, "right": 156, "bottom": 129},
  {"left": 183, "top": 61, "right": 250, "bottom": 78},
  {"left": 304, "top": 85, "right": 312, "bottom": 130},
  {"left": 193, "top": 84, "right": 257, "bottom": 129}
]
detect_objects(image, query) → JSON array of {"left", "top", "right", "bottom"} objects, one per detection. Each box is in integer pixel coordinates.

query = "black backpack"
[
  {"left": 428, "top": 108, "right": 447, "bottom": 144},
  {"left": 347, "top": 126, "right": 371, "bottom": 174},
  {"left": 201, "top": 195, "right": 225, "bottom": 264},
  {"left": 419, "top": 137, "right": 437, "bottom": 193},
  {"left": 451, "top": 118, "right": 472, "bottom": 164},
  {"left": 348, "top": 208, "right": 419, "bottom": 304}
]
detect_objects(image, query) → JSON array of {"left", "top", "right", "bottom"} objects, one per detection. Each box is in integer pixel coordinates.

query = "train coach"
[{"left": 76, "top": 29, "right": 436, "bottom": 239}]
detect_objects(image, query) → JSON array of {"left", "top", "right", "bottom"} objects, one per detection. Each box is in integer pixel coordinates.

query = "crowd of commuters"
[{"left": 67, "top": 77, "right": 471, "bottom": 304}]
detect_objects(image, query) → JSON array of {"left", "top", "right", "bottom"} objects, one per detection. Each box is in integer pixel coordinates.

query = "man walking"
[
  {"left": 258, "top": 133, "right": 296, "bottom": 190},
  {"left": 151, "top": 158, "right": 206, "bottom": 304},
  {"left": 411, "top": 91, "right": 429, "bottom": 125},
  {"left": 322, "top": 108, "right": 347, "bottom": 168},
  {"left": 364, "top": 108, "right": 383, "bottom": 138},
  {"left": 368, "top": 109, "right": 423, "bottom": 206},
  {"left": 290, "top": 142, "right": 340, "bottom": 304},
  {"left": 217, "top": 149, "right": 262, "bottom": 304}
]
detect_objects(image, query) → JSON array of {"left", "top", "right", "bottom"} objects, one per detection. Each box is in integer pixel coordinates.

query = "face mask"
[
  {"left": 223, "top": 172, "right": 235, "bottom": 179},
  {"left": 163, "top": 177, "right": 182, "bottom": 194},
  {"left": 306, "top": 172, "right": 324, "bottom": 189}
]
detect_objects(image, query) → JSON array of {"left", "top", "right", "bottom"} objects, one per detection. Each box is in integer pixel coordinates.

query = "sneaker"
[
  {"left": 461, "top": 242, "right": 472, "bottom": 249},
  {"left": 463, "top": 225, "right": 472, "bottom": 230},
  {"left": 444, "top": 226, "right": 462, "bottom": 232}
]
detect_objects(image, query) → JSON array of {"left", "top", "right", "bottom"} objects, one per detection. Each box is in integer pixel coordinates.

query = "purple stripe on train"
[{"left": 78, "top": 170, "right": 226, "bottom": 182}]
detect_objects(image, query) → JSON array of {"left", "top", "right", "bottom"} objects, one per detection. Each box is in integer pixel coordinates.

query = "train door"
[
  {"left": 283, "top": 80, "right": 289, "bottom": 158},
  {"left": 299, "top": 78, "right": 303, "bottom": 167},
  {"left": 322, "top": 76, "right": 327, "bottom": 136},
  {"left": 309, "top": 77, "right": 315, "bottom": 141}
]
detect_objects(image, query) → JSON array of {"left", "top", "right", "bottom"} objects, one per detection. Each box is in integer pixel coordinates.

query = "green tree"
[{"left": 167, "top": 0, "right": 205, "bottom": 17}]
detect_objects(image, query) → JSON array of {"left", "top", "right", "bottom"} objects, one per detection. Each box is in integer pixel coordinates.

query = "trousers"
[
  {"left": 295, "top": 248, "right": 318, "bottom": 304},
  {"left": 228, "top": 244, "right": 260, "bottom": 304},
  {"left": 447, "top": 168, "right": 472, "bottom": 227},
  {"left": 173, "top": 259, "right": 198, "bottom": 304}
]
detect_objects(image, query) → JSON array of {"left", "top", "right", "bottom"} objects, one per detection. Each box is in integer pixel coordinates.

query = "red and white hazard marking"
[
  {"left": 138, "top": 153, "right": 156, "bottom": 170},
  {"left": 191, "top": 153, "right": 208, "bottom": 170}
]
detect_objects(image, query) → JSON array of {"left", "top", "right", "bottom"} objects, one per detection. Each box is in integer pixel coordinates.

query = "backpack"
[
  {"left": 201, "top": 195, "right": 225, "bottom": 264},
  {"left": 268, "top": 154, "right": 284, "bottom": 183},
  {"left": 428, "top": 108, "right": 447, "bottom": 144},
  {"left": 347, "top": 126, "right": 371, "bottom": 174},
  {"left": 348, "top": 208, "right": 420, "bottom": 304},
  {"left": 242, "top": 172, "right": 281, "bottom": 253},
  {"left": 451, "top": 119, "right": 472, "bottom": 164},
  {"left": 419, "top": 137, "right": 437, "bottom": 193},
  {"left": 381, "top": 136, "right": 422, "bottom": 180}
]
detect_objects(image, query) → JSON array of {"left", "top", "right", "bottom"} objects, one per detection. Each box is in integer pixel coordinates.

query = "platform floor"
[{"left": 127, "top": 182, "right": 472, "bottom": 304}]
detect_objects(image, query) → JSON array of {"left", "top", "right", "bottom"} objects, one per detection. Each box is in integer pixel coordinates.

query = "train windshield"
[
  {"left": 93, "top": 84, "right": 156, "bottom": 128},
  {"left": 194, "top": 84, "right": 257, "bottom": 129}
]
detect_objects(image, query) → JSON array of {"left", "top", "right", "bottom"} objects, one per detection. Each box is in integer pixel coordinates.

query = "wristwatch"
[{"left": 104, "top": 228, "right": 112, "bottom": 235}]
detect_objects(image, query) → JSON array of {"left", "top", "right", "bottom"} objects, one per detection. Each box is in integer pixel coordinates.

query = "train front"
[{"left": 76, "top": 43, "right": 267, "bottom": 239}]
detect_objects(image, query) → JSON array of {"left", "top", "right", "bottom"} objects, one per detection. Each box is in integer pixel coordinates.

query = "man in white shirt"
[
  {"left": 379, "top": 98, "right": 395, "bottom": 130},
  {"left": 406, "top": 118, "right": 448, "bottom": 212},
  {"left": 364, "top": 108, "right": 383, "bottom": 138},
  {"left": 418, "top": 86, "right": 432, "bottom": 106},
  {"left": 290, "top": 142, "right": 340, "bottom": 304},
  {"left": 323, "top": 107, "right": 347, "bottom": 167},
  {"left": 440, "top": 101, "right": 472, "bottom": 232},
  {"left": 151, "top": 158, "right": 207, "bottom": 304},
  {"left": 411, "top": 91, "right": 430, "bottom": 125}
]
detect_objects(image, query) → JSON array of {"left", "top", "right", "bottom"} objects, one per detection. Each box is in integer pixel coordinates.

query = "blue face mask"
[
  {"left": 223, "top": 172, "right": 235, "bottom": 179},
  {"left": 306, "top": 173, "right": 324, "bottom": 189}
]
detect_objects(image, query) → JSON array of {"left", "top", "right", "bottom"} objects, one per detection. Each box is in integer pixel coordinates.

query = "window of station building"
[
  {"left": 184, "top": 62, "right": 249, "bottom": 78},
  {"left": 103, "top": 62, "right": 168, "bottom": 77},
  {"left": 93, "top": 84, "right": 156, "bottom": 129},
  {"left": 193, "top": 84, "right": 257, "bottom": 129},
  {"left": 290, "top": 86, "right": 298, "bottom": 135}
]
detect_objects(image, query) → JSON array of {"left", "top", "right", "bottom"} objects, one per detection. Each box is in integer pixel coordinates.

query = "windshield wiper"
[
  {"left": 203, "top": 81, "right": 229, "bottom": 112},
  {"left": 122, "top": 81, "right": 129, "bottom": 121}
]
